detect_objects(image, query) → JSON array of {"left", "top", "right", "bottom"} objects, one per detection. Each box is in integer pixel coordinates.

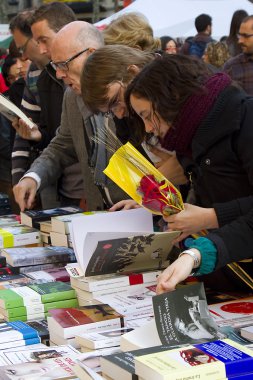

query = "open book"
[
  {"left": 69, "top": 208, "right": 180, "bottom": 276},
  {"left": 120, "top": 282, "right": 225, "bottom": 351},
  {"left": 0, "top": 94, "right": 34, "bottom": 129}
]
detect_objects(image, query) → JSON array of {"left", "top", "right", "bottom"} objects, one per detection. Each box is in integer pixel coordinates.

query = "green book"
[
  {"left": 2, "top": 298, "right": 79, "bottom": 319},
  {"left": 28, "top": 281, "right": 76, "bottom": 303},
  {"left": 0, "top": 287, "right": 41, "bottom": 309}
]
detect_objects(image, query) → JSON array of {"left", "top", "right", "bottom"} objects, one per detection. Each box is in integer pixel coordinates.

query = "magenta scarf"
[{"left": 161, "top": 72, "right": 232, "bottom": 156}]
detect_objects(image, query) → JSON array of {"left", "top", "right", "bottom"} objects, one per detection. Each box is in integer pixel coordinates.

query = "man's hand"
[
  {"left": 164, "top": 203, "right": 218, "bottom": 242},
  {"left": 13, "top": 177, "right": 37, "bottom": 212},
  {"left": 12, "top": 118, "right": 42, "bottom": 142},
  {"left": 156, "top": 253, "right": 197, "bottom": 294},
  {"left": 150, "top": 147, "right": 188, "bottom": 185},
  {"left": 109, "top": 199, "right": 141, "bottom": 211}
]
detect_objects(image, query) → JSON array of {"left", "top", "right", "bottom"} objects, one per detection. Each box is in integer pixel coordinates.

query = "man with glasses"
[
  {"left": 13, "top": 21, "right": 127, "bottom": 212},
  {"left": 11, "top": 3, "right": 85, "bottom": 210},
  {"left": 224, "top": 15, "right": 253, "bottom": 95}
]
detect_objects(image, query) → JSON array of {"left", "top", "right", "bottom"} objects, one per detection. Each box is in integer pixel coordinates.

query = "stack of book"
[
  {"left": 20, "top": 206, "right": 84, "bottom": 229},
  {"left": 39, "top": 220, "right": 52, "bottom": 246},
  {"left": 0, "top": 320, "right": 41, "bottom": 350},
  {"left": 47, "top": 304, "right": 125, "bottom": 348},
  {"left": 0, "top": 246, "right": 76, "bottom": 274},
  {"left": 0, "top": 281, "right": 78, "bottom": 322},
  {"left": 0, "top": 194, "right": 12, "bottom": 216},
  {"left": 0, "top": 224, "right": 41, "bottom": 249}
]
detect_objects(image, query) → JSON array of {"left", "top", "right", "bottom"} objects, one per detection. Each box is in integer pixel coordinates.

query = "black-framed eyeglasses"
[
  {"left": 103, "top": 83, "right": 123, "bottom": 118},
  {"left": 50, "top": 47, "right": 89, "bottom": 71},
  {"left": 18, "top": 38, "right": 31, "bottom": 54},
  {"left": 237, "top": 33, "right": 253, "bottom": 39}
]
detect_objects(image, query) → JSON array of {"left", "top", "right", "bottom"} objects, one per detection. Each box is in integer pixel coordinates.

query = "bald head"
[
  {"left": 52, "top": 21, "right": 104, "bottom": 54},
  {"left": 51, "top": 21, "right": 104, "bottom": 94}
]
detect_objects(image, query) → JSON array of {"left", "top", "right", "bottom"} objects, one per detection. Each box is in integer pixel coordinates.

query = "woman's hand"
[
  {"left": 156, "top": 253, "right": 198, "bottom": 294},
  {"left": 12, "top": 118, "right": 41, "bottom": 141},
  {"left": 109, "top": 199, "right": 141, "bottom": 211},
  {"left": 164, "top": 203, "right": 218, "bottom": 242}
]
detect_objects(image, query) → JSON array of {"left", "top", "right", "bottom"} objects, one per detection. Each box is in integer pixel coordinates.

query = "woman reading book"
[{"left": 123, "top": 53, "right": 253, "bottom": 293}]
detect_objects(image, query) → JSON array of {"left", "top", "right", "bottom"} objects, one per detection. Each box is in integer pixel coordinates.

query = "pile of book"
[{"left": 0, "top": 281, "right": 78, "bottom": 322}]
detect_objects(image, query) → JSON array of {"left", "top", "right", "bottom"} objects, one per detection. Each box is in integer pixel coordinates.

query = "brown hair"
[
  {"left": 204, "top": 41, "right": 230, "bottom": 68},
  {"left": 103, "top": 12, "right": 161, "bottom": 51},
  {"left": 81, "top": 44, "right": 155, "bottom": 113},
  {"left": 30, "top": 2, "right": 76, "bottom": 32}
]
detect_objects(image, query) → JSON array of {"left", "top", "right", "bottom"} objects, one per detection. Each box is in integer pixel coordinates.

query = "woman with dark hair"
[
  {"left": 160, "top": 35, "right": 178, "bottom": 54},
  {"left": 226, "top": 9, "right": 248, "bottom": 56},
  {"left": 125, "top": 53, "right": 253, "bottom": 292}
]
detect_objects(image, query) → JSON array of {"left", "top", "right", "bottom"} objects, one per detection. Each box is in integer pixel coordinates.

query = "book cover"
[
  {"left": 0, "top": 274, "right": 29, "bottom": 284},
  {"left": 76, "top": 327, "right": 134, "bottom": 350},
  {"left": 121, "top": 283, "right": 224, "bottom": 352},
  {"left": 17, "top": 262, "right": 66, "bottom": 274},
  {"left": 25, "top": 320, "right": 49, "bottom": 341},
  {"left": 0, "top": 336, "right": 41, "bottom": 352},
  {"left": 0, "top": 225, "right": 40, "bottom": 249},
  {"left": 101, "top": 345, "right": 176, "bottom": 380},
  {"left": 28, "top": 281, "right": 76, "bottom": 303},
  {"left": 0, "top": 355, "right": 77, "bottom": 379},
  {"left": 48, "top": 305, "right": 124, "bottom": 339},
  {"left": 70, "top": 270, "right": 161, "bottom": 292},
  {"left": 1, "top": 246, "right": 76, "bottom": 267},
  {"left": 20, "top": 206, "right": 83, "bottom": 228},
  {"left": 26, "top": 267, "right": 70, "bottom": 283},
  {"left": 0, "top": 321, "right": 39, "bottom": 343},
  {"left": 0, "top": 266, "right": 18, "bottom": 276},
  {"left": 0, "top": 344, "right": 79, "bottom": 365},
  {"left": 208, "top": 296, "right": 253, "bottom": 322},
  {"left": 0, "top": 287, "right": 41, "bottom": 309}
]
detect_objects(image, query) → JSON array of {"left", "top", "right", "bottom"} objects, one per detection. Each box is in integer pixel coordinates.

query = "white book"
[
  {"left": 75, "top": 327, "right": 133, "bottom": 350},
  {"left": 51, "top": 213, "right": 86, "bottom": 234},
  {"left": 0, "top": 224, "right": 40, "bottom": 249},
  {"left": 50, "top": 231, "right": 73, "bottom": 248},
  {"left": 0, "top": 94, "right": 34, "bottom": 129},
  {"left": 69, "top": 208, "right": 179, "bottom": 277},
  {"left": 240, "top": 325, "right": 253, "bottom": 341},
  {"left": 69, "top": 270, "right": 161, "bottom": 292}
]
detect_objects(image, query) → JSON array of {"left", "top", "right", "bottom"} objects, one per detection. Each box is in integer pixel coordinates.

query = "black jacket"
[{"left": 178, "top": 85, "right": 253, "bottom": 268}]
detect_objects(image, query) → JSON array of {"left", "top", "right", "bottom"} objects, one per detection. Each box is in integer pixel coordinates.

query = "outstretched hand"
[
  {"left": 13, "top": 177, "right": 37, "bottom": 212},
  {"left": 156, "top": 253, "right": 197, "bottom": 294},
  {"left": 109, "top": 199, "right": 141, "bottom": 212}
]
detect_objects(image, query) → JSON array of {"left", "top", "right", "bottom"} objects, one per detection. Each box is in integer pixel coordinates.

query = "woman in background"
[
  {"left": 160, "top": 35, "right": 178, "bottom": 54},
  {"left": 202, "top": 41, "right": 230, "bottom": 71}
]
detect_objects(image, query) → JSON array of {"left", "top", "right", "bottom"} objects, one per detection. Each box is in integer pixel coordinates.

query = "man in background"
[
  {"left": 223, "top": 15, "right": 253, "bottom": 95},
  {"left": 181, "top": 13, "right": 213, "bottom": 59}
]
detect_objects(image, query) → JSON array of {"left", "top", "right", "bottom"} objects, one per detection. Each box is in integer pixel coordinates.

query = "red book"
[{"left": 48, "top": 305, "right": 124, "bottom": 339}]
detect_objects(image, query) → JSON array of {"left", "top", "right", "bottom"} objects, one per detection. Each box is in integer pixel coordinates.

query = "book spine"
[
  {"left": 64, "top": 318, "right": 123, "bottom": 339},
  {"left": 0, "top": 336, "right": 41, "bottom": 350},
  {"left": 43, "top": 298, "right": 78, "bottom": 312},
  {"left": 9, "top": 254, "right": 71, "bottom": 267}
]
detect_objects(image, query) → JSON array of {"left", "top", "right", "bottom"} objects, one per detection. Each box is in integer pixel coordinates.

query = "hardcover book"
[
  {"left": 1, "top": 246, "right": 76, "bottom": 267},
  {"left": 70, "top": 209, "right": 180, "bottom": 277},
  {"left": 134, "top": 339, "right": 253, "bottom": 380},
  {"left": 0, "top": 225, "right": 40, "bottom": 248},
  {"left": 48, "top": 304, "right": 124, "bottom": 339},
  {"left": 120, "top": 283, "right": 224, "bottom": 352},
  {"left": 20, "top": 206, "right": 83, "bottom": 228}
]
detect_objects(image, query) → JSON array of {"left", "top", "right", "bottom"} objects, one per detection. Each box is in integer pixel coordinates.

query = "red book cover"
[{"left": 49, "top": 304, "right": 123, "bottom": 328}]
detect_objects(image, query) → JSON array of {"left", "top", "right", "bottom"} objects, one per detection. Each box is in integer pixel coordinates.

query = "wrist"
[
  {"left": 178, "top": 248, "right": 201, "bottom": 269},
  {"left": 204, "top": 208, "right": 218, "bottom": 229}
]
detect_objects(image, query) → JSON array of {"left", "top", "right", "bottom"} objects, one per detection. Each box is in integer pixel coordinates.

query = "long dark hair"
[{"left": 125, "top": 54, "right": 209, "bottom": 126}]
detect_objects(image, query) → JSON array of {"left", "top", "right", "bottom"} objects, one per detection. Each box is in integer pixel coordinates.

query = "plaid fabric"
[{"left": 223, "top": 53, "right": 253, "bottom": 95}]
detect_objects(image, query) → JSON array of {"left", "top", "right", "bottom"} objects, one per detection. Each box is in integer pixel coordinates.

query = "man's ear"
[{"left": 127, "top": 64, "right": 140, "bottom": 76}]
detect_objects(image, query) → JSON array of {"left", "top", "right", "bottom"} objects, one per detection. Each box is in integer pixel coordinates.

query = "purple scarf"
[{"left": 161, "top": 72, "right": 232, "bottom": 156}]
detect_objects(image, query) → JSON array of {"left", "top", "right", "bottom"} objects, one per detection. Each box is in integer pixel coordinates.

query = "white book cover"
[
  {"left": 208, "top": 296, "right": 253, "bottom": 321},
  {"left": 75, "top": 327, "right": 133, "bottom": 349},
  {"left": 0, "top": 225, "right": 40, "bottom": 248},
  {"left": 94, "top": 285, "right": 156, "bottom": 315}
]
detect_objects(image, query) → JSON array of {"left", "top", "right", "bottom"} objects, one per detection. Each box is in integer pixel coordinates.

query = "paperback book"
[
  {"left": 69, "top": 208, "right": 180, "bottom": 276},
  {"left": 48, "top": 304, "right": 124, "bottom": 339},
  {"left": 0, "top": 225, "right": 40, "bottom": 248},
  {"left": 20, "top": 206, "right": 83, "bottom": 228},
  {"left": 208, "top": 296, "right": 253, "bottom": 324},
  {"left": 0, "top": 94, "right": 35, "bottom": 129},
  {"left": 1, "top": 246, "right": 76, "bottom": 267},
  {"left": 120, "top": 282, "right": 224, "bottom": 352}
]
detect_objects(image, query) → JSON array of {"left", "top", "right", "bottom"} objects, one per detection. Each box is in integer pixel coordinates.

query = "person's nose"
[
  {"left": 144, "top": 120, "right": 155, "bottom": 134},
  {"left": 38, "top": 43, "right": 48, "bottom": 55},
  {"left": 55, "top": 68, "right": 66, "bottom": 80}
]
